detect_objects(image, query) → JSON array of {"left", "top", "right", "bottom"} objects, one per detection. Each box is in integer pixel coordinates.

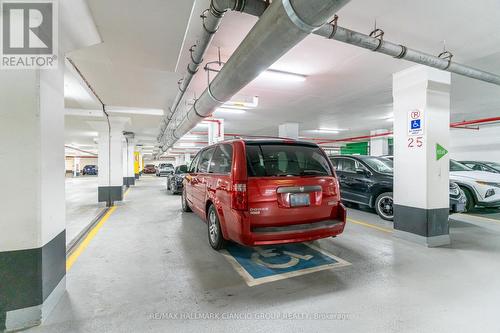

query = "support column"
[
  {"left": 393, "top": 66, "right": 451, "bottom": 247},
  {"left": 139, "top": 152, "right": 144, "bottom": 176},
  {"left": 0, "top": 65, "right": 66, "bottom": 331},
  {"left": 134, "top": 151, "right": 140, "bottom": 179},
  {"left": 370, "top": 129, "right": 389, "bottom": 156},
  {"left": 279, "top": 122, "right": 299, "bottom": 140},
  {"left": 184, "top": 153, "right": 191, "bottom": 165},
  {"left": 73, "top": 157, "right": 81, "bottom": 177},
  {"left": 208, "top": 119, "right": 224, "bottom": 145},
  {"left": 89, "top": 118, "right": 129, "bottom": 206},
  {"left": 122, "top": 134, "right": 135, "bottom": 187}
]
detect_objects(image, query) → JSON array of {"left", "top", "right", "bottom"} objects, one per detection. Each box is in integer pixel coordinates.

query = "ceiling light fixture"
[
  {"left": 223, "top": 95, "right": 258, "bottom": 109},
  {"left": 214, "top": 107, "right": 246, "bottom": 114},
  {"left": 258, "top": 69, "right": 307, "bottom": 83},
  {"left": 315, "top": 128, "right": 349, "bottom": 134}
]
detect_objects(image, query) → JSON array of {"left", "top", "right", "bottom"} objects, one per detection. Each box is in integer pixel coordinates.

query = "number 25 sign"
[{"left": 408, "top": 136, "right": 423, "bottom": 148}]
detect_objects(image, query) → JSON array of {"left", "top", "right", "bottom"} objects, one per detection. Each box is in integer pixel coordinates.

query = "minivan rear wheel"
[
  {"left": 207, "top": 205, "right": 227, "bottom": 250},
  {"left": 375, "top": 192, "right": 394, "bottom": 221},
  {"left": 181, "top": 188, "right": 192, "bottom": 212}
]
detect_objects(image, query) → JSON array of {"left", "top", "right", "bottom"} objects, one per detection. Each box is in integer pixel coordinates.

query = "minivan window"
[
  {"left": 198, "top": 148, "right": 215, "bottom": 173},
  {"left": 210, "top": 144, "right": 233, "bottom": 174},
  {"left": 246, "top": 144, "right": 332, "bottom": 177},
  {"left": 188, "top": 153, "right": 201, "bottom": 173}
]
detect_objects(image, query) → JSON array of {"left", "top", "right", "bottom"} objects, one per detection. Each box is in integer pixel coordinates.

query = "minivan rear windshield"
[{"left": 246, "top": 144, "right": 333, "bottom": 177}]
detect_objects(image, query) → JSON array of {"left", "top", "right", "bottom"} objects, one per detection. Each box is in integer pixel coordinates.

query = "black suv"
[
  {"left": 331, "top": 155, "right": 394, "bottom": 220},
  {"left": 330, "top": 155, "right": 466, "bottom": 221}
]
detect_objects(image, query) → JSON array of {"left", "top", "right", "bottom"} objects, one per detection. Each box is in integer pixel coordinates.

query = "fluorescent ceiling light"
[
  {"left": 386, "top": 118, "right": 394, "bottom": 122},
  {"left": 214, "top": 107, "right": 246, "bottom": 114},
  {"left": 177, "top": 142, "right": 196, "bottom": 147},
  {"left": 316, "top": 130, "right": 339, "bottom": 134},
  {"left": 223, "top": 95, "right": 259, "bottom": 109},
  {"left": 258, "top": 69, "right": 306, "bottom": 83},
  {"left": 107, "top": 106, "right": 164, "bottom": 116},
  {"left": 318, "top": 127, "right": 348, "bottom": 132}
]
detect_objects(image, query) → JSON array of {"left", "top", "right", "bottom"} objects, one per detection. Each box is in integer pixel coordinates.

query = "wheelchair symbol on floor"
[{"left": 251, "top": 247, "right": 314, "bottom": 269}]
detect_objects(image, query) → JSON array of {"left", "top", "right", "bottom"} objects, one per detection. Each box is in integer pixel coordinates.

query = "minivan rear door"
[{"left": 245, "top": 143, "right": 340, "bottom": 227}]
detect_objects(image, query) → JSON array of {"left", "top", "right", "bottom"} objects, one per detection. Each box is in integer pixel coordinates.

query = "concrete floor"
[
  {"left": 30, "top": 176, "right": 500, "bottom": 332},
  {"left": 65, "top": 176, "right": 105, "bottom": 245}
]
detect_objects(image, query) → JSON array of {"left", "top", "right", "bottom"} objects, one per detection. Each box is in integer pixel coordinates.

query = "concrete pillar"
[
  {"left": 88, "top": 118, "right": 129, "bottom": 206},
  {"left": 122, "top": 135, "right": 135, "bottom": 186},
  {"left": 279, "top": 122, "right": 299, "bottom": 140},
  {"left": 393, "top": 66, "right": 451, "bottom": 247},
  {"left": 73, "top": 157, "right": 81, "bottom": 177},
  {"left": 208, "top": 118, "right": 224, "bottom": 145},
  {"left": 139, "top": 152, "right": 144, "bottom": 175},
  {"left": 370, "top": 129, "right": 389, "bottom": 156},
  {"left": 134, "top": 151, "right": 140, "bottom": 179},
  {"left": 0, "top": 62, "right": 66, "bottom": 331}
]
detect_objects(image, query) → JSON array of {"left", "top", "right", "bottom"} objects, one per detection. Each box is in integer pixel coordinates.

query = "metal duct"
[
  {"left": 160, "top": 0, "right": 351, "bottom": 151},
  {"left": 157, "top": 0, "right": 270, "bottom": 143},
  {"left": 315, "top": 25, "right": 500, "bottom": 86}
]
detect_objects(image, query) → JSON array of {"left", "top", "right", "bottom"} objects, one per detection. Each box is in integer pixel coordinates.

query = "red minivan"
[{"left": 182, "top": 139, "right": 346, "bottom": 250}]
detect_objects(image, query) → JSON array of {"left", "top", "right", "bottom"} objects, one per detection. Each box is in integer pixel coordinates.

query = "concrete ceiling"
[{"left": 64, "top": 0, "right": 500, "bottom": 158}]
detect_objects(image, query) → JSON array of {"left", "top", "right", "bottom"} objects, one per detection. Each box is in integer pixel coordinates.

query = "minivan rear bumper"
[{"left": 230, "top": 203, "right": 347, "bottom": 246}]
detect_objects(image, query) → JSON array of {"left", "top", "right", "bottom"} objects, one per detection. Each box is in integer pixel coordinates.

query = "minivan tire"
[
  {"left": 461, "top": 187, "right": 475, "bottom": 212},
  {"left": 181, "top": 188, "right": 192, "bottom": 212},
  {"left": 207, "top": 204, "right": 227, "bottom": 250},
  {"left": 375, "top": 192, "right": 394, "bottom": 221}
]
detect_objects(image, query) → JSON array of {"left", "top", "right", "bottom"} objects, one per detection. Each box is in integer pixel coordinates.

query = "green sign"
[{"left": 436, "top": 143, "right": 448, "bottom": 161}]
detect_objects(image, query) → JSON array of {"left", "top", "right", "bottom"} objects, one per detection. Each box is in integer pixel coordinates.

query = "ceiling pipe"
[
  {"left": 314, "top": 117, "right": 500, "bottom": 144},
  {"left": 157, "top": 0, "right": 270, "bottom": 143},
  {"left": 313, "top": 24, "right": 500, "bottom": 86},
  {"left": 450, "top": 116, "right": 500, "bottom": 127},
  {"left": 160, "top": 0, "right": 351, "bottom": 152}
]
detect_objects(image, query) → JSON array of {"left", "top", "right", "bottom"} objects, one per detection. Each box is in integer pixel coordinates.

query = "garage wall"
[{"left": 450, "top": 125, "right": 500, "bottom": 163}]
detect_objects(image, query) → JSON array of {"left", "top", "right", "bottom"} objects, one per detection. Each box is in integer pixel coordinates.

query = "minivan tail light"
[{"left": 231, "top": 182, "right": 248, "bottom": 211}]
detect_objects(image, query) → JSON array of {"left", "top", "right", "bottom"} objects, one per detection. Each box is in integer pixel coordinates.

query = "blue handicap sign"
[
  {"left": 222, "top": 242, "right": 350, "bottom": 286},
  {"left": 411, "top": 119, "right": 421, "bottom": 129}
]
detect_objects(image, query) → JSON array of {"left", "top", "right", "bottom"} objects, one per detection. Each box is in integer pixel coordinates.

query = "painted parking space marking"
[{"left": 221, "top": 243, "right": 350, "bottom": 287}]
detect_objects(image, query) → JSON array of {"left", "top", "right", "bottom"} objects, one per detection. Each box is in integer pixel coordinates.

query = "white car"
[{"left": 450, "top": 160, "right": 500, "bottom": 211}]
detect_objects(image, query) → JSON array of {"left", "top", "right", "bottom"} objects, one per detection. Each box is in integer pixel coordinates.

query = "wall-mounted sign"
[
  {"left": 408, "top": 109, "right": 424, "bottom": 136},
  {"left": 436, "top": 143, "right": 448, "bottom": 161}
]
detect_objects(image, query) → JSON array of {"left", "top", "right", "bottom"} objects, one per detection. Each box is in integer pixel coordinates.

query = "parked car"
[
  {"left": 459, "top": 161, "right": 500, "bottom": 174},
  {"left": 82, "top": 165, "right": 98, "bottom": 175},
  {"left": 182, "top": 139, "right": 347, "bottom": 250},
  {"left": 330, "top": 155, "right": 467, "bottom": 221},
  {"left": 143, "top": 164, "right": 156, "bottom": 174},
  {"left": 450, "top": 160, "right": 500, "bottom": 211},
  {"left": 156, "top": 163, "right": 174, "bottom": 177},
  {"left": 167, "top": 165, "right": 188, "bottom": 194}
]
